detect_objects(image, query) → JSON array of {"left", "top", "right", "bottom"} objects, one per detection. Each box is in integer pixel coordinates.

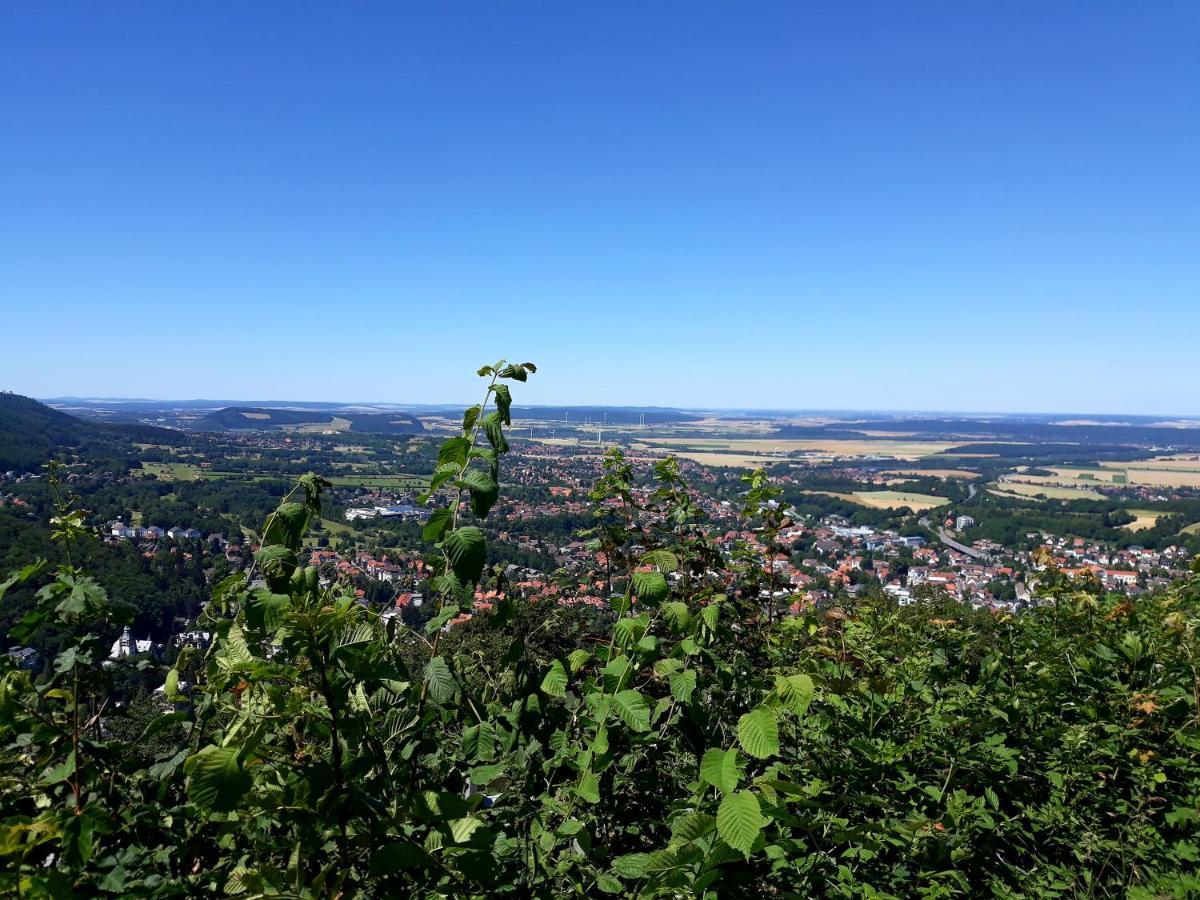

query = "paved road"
[{"left": 936, "top": 528, "right": 990, "bottom": 560}]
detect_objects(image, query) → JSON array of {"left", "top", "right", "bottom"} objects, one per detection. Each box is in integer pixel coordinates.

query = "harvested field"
[{"left": 800, "top": 489, "right": 949, "bottom": 510}]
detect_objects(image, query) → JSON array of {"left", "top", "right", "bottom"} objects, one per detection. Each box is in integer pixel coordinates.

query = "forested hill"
[
  {"left": 195, "top": 406, "right": 424, "bottom": 434},
  {"left": 0, "top": 392, "right": 182, "bottom": 472}
]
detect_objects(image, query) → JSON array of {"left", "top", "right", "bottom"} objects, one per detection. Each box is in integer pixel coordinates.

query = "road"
[{"left": 935, "top": 528, "right": 990, "bottom": 561}]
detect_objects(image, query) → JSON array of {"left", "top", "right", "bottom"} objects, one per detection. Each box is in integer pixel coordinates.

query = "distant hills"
[
  {"left": 195, "top": 407, "right": 424, "bottom": 435},
  {"left": 0, "top": 393, "right": 182, "bottom": 472}
]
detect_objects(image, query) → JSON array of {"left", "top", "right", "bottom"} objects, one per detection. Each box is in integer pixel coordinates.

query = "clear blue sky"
[{"left": 2, "top": 2, "right": 1197, "bottom": 413}]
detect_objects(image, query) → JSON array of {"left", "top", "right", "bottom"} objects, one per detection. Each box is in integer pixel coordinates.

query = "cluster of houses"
[
  {"left": 343, "top": 503, "right": 424, "bottom": 522},
  {"left": 108, "top": 521, "right": 204, "bottom": 541}
]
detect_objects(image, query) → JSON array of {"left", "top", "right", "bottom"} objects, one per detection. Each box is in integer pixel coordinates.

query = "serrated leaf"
[
  {"left": 184, "top": 745, "right": 251, "bottom": 812},
  {"left": 716, "top": 790, "right": 765, "bottom": 855},
  {"left": 775, "top": 673, "right": 815, "bottom": 717},
  {"left": 462, "top": 721, "right": 496, "bottom": 761},
  {"left": 631, "top": 570, "right": 669, "bottom": 606},
  {"left": 612, "top": 853, "right": 650, "bottom": 878},
  {"left": 700, "top": 602, "right": 721, "bottom": 630},
  {"left": 700, "top": 747, "right": 741, "bottom": 794},
  {"left": 423, "top": 508, "right": 454, "bottom": 543},
  {"left": 458, "top": 470, "right": 499, "bottom": 519},
  {"left": 449, "top": 816, "right": 484, "bottom": 843},
  {"left": 567, "top": 648, "right": 591, "bottom": 672},
  {"left": 438, "top": 436, "right": 471, "bottom": 467},
  {"left": 614, "top": 613, "right": 649, "bottom": 648},
  {"left": 444, "top": 526, "right": 486, "bottom": 583},
  {"left": 601, "top": 655, "right": 633, "bottom": 692},
  {"left": 671, "top": 811, "right": 716, "bottom": 844},
  {"left": 462, "top": 404, "right": 482, "bottom": 434},
  {"left": 737, "top": 707, "right": 780, "bottom": 759},
  {"left": 640, "top": 549, "right": 679, "bottom": 573},
  {"left": 662, "top": 601, "right": 691, "bottom": 633},
  {"left": 612, "top": 689, "right": 651, "bottom": 732},
  {"left": 481, "top": 411, "right": 509, "bottom": 454},
  {"left": 669, "top": 669, "right": 697, "bottom": 703},
  {"left": 424, "top": 656, "right": 457, "bottom": 703},
  {"left": 541, "top": 659, "right": 568, "bottom": 698},
  {"left": 492, "top": 383, "right": 512, "bottom": 424}
]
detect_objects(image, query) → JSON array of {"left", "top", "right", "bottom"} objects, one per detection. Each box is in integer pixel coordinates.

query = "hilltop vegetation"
[
  {"left": 0, "top": 393, "right": 182, "bottom": 473},
  {"left": 1, "top": 363, "right": 1198, "bottom": 898}
]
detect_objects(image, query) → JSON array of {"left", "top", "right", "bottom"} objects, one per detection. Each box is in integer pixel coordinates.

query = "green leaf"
[
  {"left": 185, "top": 745, "right": 251, "bottom": 812},
  {"left": 458, "top": 469, "right": 499, "bottom": 519},
  {"left": 444, "top": 526, "right": 486, "bottom": 583},
  {"left": 262, "top": 501, "right": 309, "bottom": 551},
  {"left": 468, "top": 764, "right": 504, "bottom": 786},
  {"left": 462, "top": 721, "right": 496, "bottom": 761},
  {"left": 716, "top": 790, "right": 765, "bottom": 855},
  {"left": 438, "top": 436, "right": 471, "bottom": 467},
  {"left": 493, "top": 383, "right": 512, "bottom": 424},
  {"left": 498, "top": 364, "right": 528, "bottom": 381},
  {"left": 253, "top": 545, "right": 298, "bottom": 592},
  {"left": 567, "top": 648, "right": 591, "bottom": 672},
  {"left": 481, "top": 411, "right": 509, "bottom": 454},
  {"left": 775, "top": 673, "right": 815, "bottom": 717},
  {"left": 541, "top": 659, "right": 568, "bottom": 698},
  {"left": 462, "top": 404, "right": 482, "bottom": 434},
  {"left": 737, "top": 707, "right": 780, "bottom": 759},
  {"left": 576, "top": 770, "right": 601, "bottom": 804},
  {"left": 601, "top": 655, "right": 634, "bottom": 692},
  {"left": 596, "top": 873, "right": 623, "bottom": 894},
  {"left": 424, "top": 656, "right": 457, "bottom": 703},
  {"left": 669, "top": 669, "right": 697, "bottom": 703},
  {"left": 662, "top": 601, "right": 691, "bottom": 633},
  {"left": 614, "top": 613, "right": 649, "bottom": 647},
  {"left": 612, "top": 689, "right": 651, "bottom": 732},
  {"left": 450, "top": 816, "right": 484, "bottom": 843},
  {"left": 612, "top": 853, "right": 650, "bottom": 878},
  {"left": 425, "top": 605, "right": 458, "bottom": 635},
  {"left": 671, "top": 811, "right": 716, "bottom": 844},
  {"left": 700, "top": 601, "right": 722, "bottom": 630},
  {"left": 164, "top": 668, "right": 180, "bottom": 699},
  {"left": 700, "top": 748, "right": 741, "bottom": 794},
  {"left": 631, "top": 570, "right": 669, "bottom": 606},
  {"left": 423, "top": 508, "right": 454, "bottom": 543},
  {"left": 640, "top": 549, "right": 679, "bottom": 573},
  {"left": 243, "top": 587, "right": 291, "bottom": 632}
]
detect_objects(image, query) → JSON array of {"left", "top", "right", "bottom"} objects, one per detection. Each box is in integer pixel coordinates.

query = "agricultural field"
[
  {"left": 1013, "top": 461, "right": 1200, "bottom": 490},
  {"left": 293, "top": 416, "right": 354, "bottom": 434},
  {"left": 135, "top": 462, "right": 202, "bottom": 481},
  {"left": 883, "top": 468, "right": 980, "bottom": 480},
  {"left": 802, "top": 489, "right": 950, "bottom": 511},
  {"left": 1183, "top": 522, "right": 1200, "bottom": 536},
  {"left": 1121, "top": 510, "right": 1163, "bottom": 531},
  {"left": 644, "top": 437, "right": 968, "bottom": 462},
  {"left": 989, "top": 480, "right": 1106, "bottom": 501}
]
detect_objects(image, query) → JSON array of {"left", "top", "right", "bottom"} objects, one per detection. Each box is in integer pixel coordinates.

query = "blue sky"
[{"left": 2, "top": 2, "right": 1198, "bottom": 413}]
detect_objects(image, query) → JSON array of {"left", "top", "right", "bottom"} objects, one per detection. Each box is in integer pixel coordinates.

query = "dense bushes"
[{"left": 1, "top": 365, "right": 1198, "bottom": 897}]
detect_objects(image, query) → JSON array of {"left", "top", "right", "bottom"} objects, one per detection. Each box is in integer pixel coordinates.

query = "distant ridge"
[
  {"left": 0, "top": 392, "right": 182, "bottom": 472},
  {"left": 195, "top": 407, "right": 424, "bottom": 435}
]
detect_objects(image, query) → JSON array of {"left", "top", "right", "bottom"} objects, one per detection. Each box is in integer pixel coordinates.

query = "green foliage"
[{"left": 2, "top": 366, "right": 1199, "bottom": 897}]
